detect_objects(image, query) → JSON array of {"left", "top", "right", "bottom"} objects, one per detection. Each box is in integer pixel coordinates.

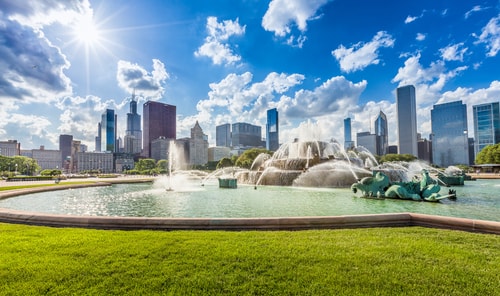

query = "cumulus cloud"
[
  {"left": 404, "top": 11, "right": 424, "bottom": 24},
  {"left": 332, "top": 31, "right": 395, "bottom": 73},
  {"left": 416, "top": 33, "right": 426, "bottom": 41},
  {"left": 194, "top": 17, "right": 245, "bottom": 65},
  {"left": 116, "top": 59, "right": 169, "bottom": 99},
  {"left": 0, "top": 18, "right": 72, "bottom": 103},
  {"left": 439, "top": 43, "right": 468, "bottom": 61},
  {"left": 475, "top": 14, "right": 500, "bottom": 57},
  {"left": 262, "top": 0, "right": 330, "bottom": 47},
  {"left": 280, "top": 76, "right": 367, "bottom": 117}
]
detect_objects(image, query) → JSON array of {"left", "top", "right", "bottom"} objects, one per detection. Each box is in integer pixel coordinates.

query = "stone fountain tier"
[{"left": 237, "top": 169, "right": 303, "bottom": 186}]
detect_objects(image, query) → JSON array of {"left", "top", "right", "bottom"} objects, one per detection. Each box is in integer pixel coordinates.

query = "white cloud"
[
  {"left": 116, "top": 59, "right": 169, "bottom": 99},
  {"left": 262, "top": 0, "right": 330, "bottom": 46},
  {"left": 279, "top": 76, "right": 367, "bottom": 118},
  {"left": 405, "top": 15, "right": 418, "bottom": 24},
  {"left": 475, "top": 14, "right": 500, "bottom": 57},
  {"left": 416, "top": 33, "right": 426, "bottom": 41},
  {"left": 439, "top": 43, "right": 468, "bottom": 61},
  {"left": 332, "top": 31, "right": 395, "bottom": 73},
  {"left": 464, "top": 5, "right": 487, "bottom": 19},
  {"left": 194, "top": 17, "right": 245, "bottom": 65}
]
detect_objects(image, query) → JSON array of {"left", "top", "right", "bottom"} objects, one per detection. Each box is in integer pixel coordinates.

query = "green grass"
[
  {"left": 0, "top": 224, "right": 498, "bottom": 295},
  {"left": 0, "top": 181, "right": 97, "bottom": 191}
]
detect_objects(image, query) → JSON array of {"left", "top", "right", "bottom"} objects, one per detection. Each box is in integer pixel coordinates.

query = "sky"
[{"left": 1, "top": 0, "right": 500, "bottom": 151}]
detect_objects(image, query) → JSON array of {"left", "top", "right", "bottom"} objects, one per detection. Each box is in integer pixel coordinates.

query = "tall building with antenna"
[{"left": 124, "top": 92, "right": 142, "bottom": 154}]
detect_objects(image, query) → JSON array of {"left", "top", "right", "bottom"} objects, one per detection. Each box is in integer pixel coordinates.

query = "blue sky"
[{"left": 1, "top": 0, "right": 499, "bottom": 150}]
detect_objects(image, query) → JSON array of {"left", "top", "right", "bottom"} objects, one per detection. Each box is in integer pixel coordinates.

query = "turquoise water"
[{"left": 0, "top": 179, "right": 499, "bottom": 221}]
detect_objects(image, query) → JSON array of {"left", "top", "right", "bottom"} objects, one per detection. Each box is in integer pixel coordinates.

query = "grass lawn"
[{"left": 0, "top": 223, "right": 499, "bottom": 295}]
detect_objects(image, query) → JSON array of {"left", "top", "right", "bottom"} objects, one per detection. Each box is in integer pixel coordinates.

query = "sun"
[{"left": 74, "top": 15, "right": 101, "bottom": 46}]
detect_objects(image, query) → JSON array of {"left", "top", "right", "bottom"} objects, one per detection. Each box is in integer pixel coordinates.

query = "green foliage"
[
  {"left": 235, "top": 148, "right": 273, "bottom": 169},
  {"left": 0, "top": 225, "right": 498, "bottom": 295},
  {"left": 216, "top": 157, "right": 234, "bottom": 169},
  {"left": 0, "top": 155, "right": 40, "bottom": 175},
  {"left": 475, "top": 143, "right": 500, "bottom": 164},
  {"left": 40, "top": 169, "right": 62, "bottom": 176},
  {"left": 206, "top": 161, "right": 218, "bottom": 171},
  {"left": 379, "top": 153, "right": 417, "bottom": 163},
  {"left": 134, "top": 159, "right": 156, "bottom": 172}
]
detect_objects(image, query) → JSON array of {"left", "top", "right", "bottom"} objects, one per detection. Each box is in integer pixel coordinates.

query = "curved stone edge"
[{"left": 0, "top": 208, "right": 498, "bottom": 234}]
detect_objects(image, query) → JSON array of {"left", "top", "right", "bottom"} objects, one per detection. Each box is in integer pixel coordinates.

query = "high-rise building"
[
  {"left": 95, "top": 123, "right": 101, "bottom": 152},
  {"left": 431, "top": 100, "right": 469, "bottom": 167},
  {"left": 59, "top": 134, "right": 73, "bottom": 172},
  {"left": 232, "top": 122, "right": 263, "bottom": 148},
  {"left": 473, "top": 102, "right": 500, "bottom": 156},
  {"left": 143, "top": 101, "right": 176, "bottom": 158},
  {"left": 356, "top": 132, "right": 377, "bottom": 155},
  {"left": 0, "top": 140, "right": 20, "bottom": 156},
  {"left": 396, "top": 85, "right": 418, "bottom": 156},
  {"left": 216, "top": 123, "right": 231, "bottom": 147},
  {"left": 124, "top": 93, "right": 142, "bottom": 154},
  {"left": 374, "top": 111, "right": 388, "bottom": 156},
  {"left": 189, "top": 121, "right": 209, "bottom": 166},
  {"left": 344, "top": 117, "right": 354, "bottom": 150},
  {"left": 266, "top": 108, "right": 279, "bottom": 151},
  {"left": 100, "top": 109, "right": 116, "bottom": 152}
]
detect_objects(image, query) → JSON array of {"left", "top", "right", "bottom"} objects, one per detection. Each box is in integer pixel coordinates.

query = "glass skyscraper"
[
  {"left": 124, "top": 93, "right": 142, "bottom": 154},
  {"left": 396, "top": 85, "right": 418, "bottom": 156},
  {"left": 344, "top": 117, "right": 354, "bottom": 150},
  {"left": 100, "top": 109, "right": 116, "bottom": 153},
  {"left": 431, "top": 100, "right": 469, "bottom": 167},
  {"left": 232, "top": 122, "right": 262, "bottom": 147},
  {"left": 266, "top": 108, "right": 279, "bottom": 151},
  {"left": 473, "top": 102, "right": 500, "bottom": 156},
  {"left": 216, "top": 123, "right": 231, "bottom": 147},
  {"left": 374, "top": 111, "right": 388, "bottom": 156}
]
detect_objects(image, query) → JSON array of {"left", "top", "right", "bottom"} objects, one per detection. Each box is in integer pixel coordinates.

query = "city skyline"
[{"left": 1, "top": 0, "right": 500, "bottom": 150}]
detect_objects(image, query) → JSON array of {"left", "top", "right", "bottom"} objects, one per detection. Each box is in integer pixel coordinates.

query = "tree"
[
  {"left": 475, "top": 143, "right": 500, "bottom": 164},
  {"left": 235, "top": 148, "right": 273, "bottom": 169},
  {"left": 216, "top": 157, "right": 234, "bottom": 169},
  {"left": 135, "top": 159, "right": 156, "bottom": 172},
  {"left": 379, "top": 154, "right": 417, "bottom": 164},
  {"left": 157, "top": 159, "right": 168, "bottom": 173}
]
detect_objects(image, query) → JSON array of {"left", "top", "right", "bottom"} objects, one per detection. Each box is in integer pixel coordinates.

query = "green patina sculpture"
[{"left": 351, "top": 170, "right": 454, "bottom": 202}]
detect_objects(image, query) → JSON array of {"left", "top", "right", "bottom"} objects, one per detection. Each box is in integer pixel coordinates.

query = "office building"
[
  {"left": 344, "top": 118, "right": 355, "bottom": 150},
  {"left": 100, "top": 109, "right": 116, "bottom": 153},
  {"left": 151, "top": 137, "right": 170, "bottom": 162},
  {"left": 143, "top": 101, "right": 176, "bottom": 158},
  {"left": 396, "top": 85, "right": 418, "bottom": 156},
  {"left": 95, "top": 123, "right": 101, "bottom": 152},
  {"left": 0, "top": 140, "right": 20, "bottom": 156},
  {"left": 374, "top": 111, "right": 388, "bottom": 156},
  {"left": 473, "top": 102, "right": 500, "bottom": 156},
  {"left": 124, "top": 93, "right": 142, "bottom": 154},
  {"left": 216, "top": 123, "right": 231, "bottom": 147},
  {"left": 431, "top": 101, "right": 469, "bottom": 167},
  {"left": 189, "top": 121, "right": 209, "bottom": 166},
  {"left": 232, "top": 122, "right": 263, "bottom": 148},
  {"left": 208, "top": 146, "right": 231, "bottom": 162},
  {"left": 417, "top": 134, "right": 432, "bottom": 163},
  {"left": 77, "top": 152, "right": 114, "bottom": 173},
  {"left": 266, "top": 108, "right": 279, "bottom": 151},
  {"left": 356, "top": 132, "right": 377, "bottom": 155},
  {"left": 59, "top": 134, "right": 73, "bottom": 168},
  {"left": 22, "top": 146, "right": 62, "bottom": 171}
]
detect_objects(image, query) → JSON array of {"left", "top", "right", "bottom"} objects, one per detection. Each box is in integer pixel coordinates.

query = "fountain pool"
[{"left": 0, "top": 178, "right": 498, "bottom": 222}]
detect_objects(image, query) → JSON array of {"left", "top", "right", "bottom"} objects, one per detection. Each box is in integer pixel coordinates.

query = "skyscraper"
[
  {"left": 124, "top": 93, "right": 142, "bottom": 154},
  {"left": 232, "top": 122, "right": 262, "bottom": 148},
  {"left": 374, "top": 111, "right": 388, "bottom": 156},
  {"left": 344, "top": 117, "right": 354, "bottom": 150},
  {"left": 95, "top": 123, "right": 101, "bottom": 152},
  {"left": 100, "top": 109, "right": 116, "bottom": 152},
  {"left": 473, "top": 102, "right": 500, "bottom": 156},
  {"left": 216, "top": 123, "right": 231, "bottom": 147},
  {"left": 143, "top": 101, "right": 176, "bottom": 158},
  {"left": 59, "top": 134, "right": 73, "bottom": 171},
  {"left": 266, "top": 108, "right": 279, "bottom": 151},
  {"left": 189, "top": 121, "right": 209, "bottom": 166},
  {"left": 431, "top": 101, "right": 469, "bottom": 167},
  {"left": 396, "top": 85, "right": 418, "bottom": 156}
]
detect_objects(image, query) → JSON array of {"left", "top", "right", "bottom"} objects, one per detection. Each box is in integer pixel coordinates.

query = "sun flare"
[{"left": 74, "top": 15, "right": 101, "bottom": 45}]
